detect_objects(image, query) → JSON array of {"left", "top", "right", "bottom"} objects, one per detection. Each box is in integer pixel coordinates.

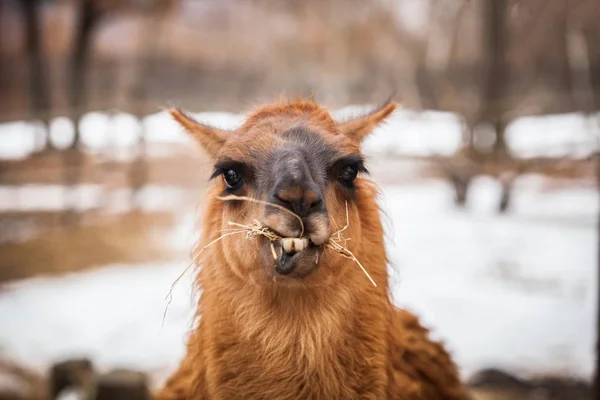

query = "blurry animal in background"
[{"left": 156, "top": 99, "right": 470, "bottom": 399}]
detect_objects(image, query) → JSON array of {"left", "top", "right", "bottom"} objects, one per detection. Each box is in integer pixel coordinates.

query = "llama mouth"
[
  {"left": 280, "top": 238, "right": 309, "bottom": 253},
  {"left": 273, "top": 237, "right": 316, "bottom": 276}
]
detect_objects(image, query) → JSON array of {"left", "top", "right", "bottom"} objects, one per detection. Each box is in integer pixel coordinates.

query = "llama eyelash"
[
  {"left": 328, "top": 157, "right": 369, "bottom": 191},
  {"left": 209, "top": 161, "right": 249, "bottom": 181},
  {"left": 329, "top": 155, "right": 369, "bottom": 176}
]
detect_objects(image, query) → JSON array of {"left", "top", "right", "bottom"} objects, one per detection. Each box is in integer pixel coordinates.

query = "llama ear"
[
  {"left": 336, "top": 101, "right": 398, "bottom": 144},
  {"left": 169, "top": 108, "right": 232, "bottom": 158}
]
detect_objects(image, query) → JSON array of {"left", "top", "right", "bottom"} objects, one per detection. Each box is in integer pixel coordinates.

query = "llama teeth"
[
  {"left": 293, "top": 238, "right": 308, "bottom": 252},
  {"left": 281, "top": 238, "right": 294, "bottom": 253},
  {"left": 280, "top": 238, "right": 309, "bottom": 254}
]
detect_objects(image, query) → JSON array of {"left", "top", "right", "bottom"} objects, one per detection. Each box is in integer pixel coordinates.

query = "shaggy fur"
[{"left": 156, "top": 99, "right": 469, "bottom": 400}]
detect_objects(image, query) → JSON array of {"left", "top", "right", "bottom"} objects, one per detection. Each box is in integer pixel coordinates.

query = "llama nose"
[{"left": 271, "top": 185, "right": 324, "bottom": 218}]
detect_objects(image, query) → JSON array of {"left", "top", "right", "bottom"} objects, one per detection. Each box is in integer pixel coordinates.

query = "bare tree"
[
  {"left": 20, "top": 0, "right": 52, "bottom": 152},
  {"left": 583, "top": 14, "right": 600, "bottom": 400},
  {"left": 62, "top": 0, "right": 104, "bottom": 225},
  {"left": 583, "top": 28, "right": 600, "bottom": 111},
  {"left": 476, "top": 0, "right": 509, "bottom": 158},
  {"left": 69, "top": 0, "right": 103, "bottom": 149},
  {"left": 126, "top": 7, "right": 172, "bottom": 210}
]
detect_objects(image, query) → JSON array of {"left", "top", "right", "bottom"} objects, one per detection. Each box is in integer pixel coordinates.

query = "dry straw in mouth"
[
  {"left": 163, "top": 195, "right": 376, "bottom": 324},
  {"left": 217, "top": 195, "right": 305, "bottom": 237},
  {"left": 217, "top": 195, "right": 376, "bottom": 287}
]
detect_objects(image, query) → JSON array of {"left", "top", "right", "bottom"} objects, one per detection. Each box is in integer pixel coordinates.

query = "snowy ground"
[{"left": 0, "top": 175, "right": 596, "bottom": 386}]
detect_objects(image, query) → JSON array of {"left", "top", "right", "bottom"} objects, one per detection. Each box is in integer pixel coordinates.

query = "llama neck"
[
  {"left": 199, "top": 258, "right": 389, "bottom": 360},
  {"left": 193, "top": 261, "right": 391, "bottom": 399},
  {"left": 205, "top": 264, "right": 359, "bottom": 330}
]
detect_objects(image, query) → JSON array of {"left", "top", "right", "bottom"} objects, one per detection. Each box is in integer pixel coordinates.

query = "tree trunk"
[
  {"left": 451, "top": 173, "right": 471, "bottom": 207},
  {"left": 498, "top": 173, "right": 515, "bottom": 214},
  {"left": 479, "top": 0, "right": 509, "bottom": 159},
  {"left": 583, "top": 28, "right": 600, "bottom": 111},
  {"left": 127, "top": 13, "right": 166, "bottom": 210},
  {"left": 62, "top": 0, "right": 101, "bottom": 224},
  {"left": 21, "top": 0, "right": 52, "bottom": 151},
  {"left": 69, "top": 0, "right": 100, "bottom": 149},
  {"left": 477, "top": 0, "right": 516, "bottom": 213},
  {"left": 584, "top": 25, "right": 600, "bottom": 400},
  {"left": 555, "top": 0, "right": 573, "bottom": 107},
  {"left": 595, "top": 131, "right": 600, "bottom": 400}
]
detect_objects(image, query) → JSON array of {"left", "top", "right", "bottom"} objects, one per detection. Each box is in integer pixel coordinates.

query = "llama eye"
[
  {"left": 339, "top": 165, "right": 358, "bottom": 184},
  {"left": 223, "top": 168, "right": 243, "bottom": 189}
]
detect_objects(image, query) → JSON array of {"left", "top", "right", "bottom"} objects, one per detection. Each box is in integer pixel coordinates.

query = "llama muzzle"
[{"left": 273, "top": 237, "right": 318, "bottom": 276}]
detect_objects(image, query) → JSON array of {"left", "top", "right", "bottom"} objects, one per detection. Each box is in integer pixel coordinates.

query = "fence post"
[{"left": 93, "top": 369, "right": 152, "bottom": 400}]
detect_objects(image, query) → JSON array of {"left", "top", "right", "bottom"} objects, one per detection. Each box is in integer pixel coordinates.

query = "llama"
[{"left": 157, "top": 99, "right": 469, "bottom": 400}]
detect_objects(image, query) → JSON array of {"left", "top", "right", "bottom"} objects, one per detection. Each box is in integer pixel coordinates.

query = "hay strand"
[
  {"left": 217, "top": 195, "right": 305, "bottom": 237},
  {"left": 326, "top": 202, "right": 376, "bottom": 287},
  {"left": 269, "top": 241, "right": 278, "bottom": 260},
  {"left": 325, "top": 240, "right": 377, "bottom": 287},
  {"left": 162, "top": 229, "right": 247, "bottom": 325}
]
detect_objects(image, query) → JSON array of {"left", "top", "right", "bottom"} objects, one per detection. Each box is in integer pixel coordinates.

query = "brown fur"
[{"left": 156, "top": 99, "right": 469, "bottom": 399}]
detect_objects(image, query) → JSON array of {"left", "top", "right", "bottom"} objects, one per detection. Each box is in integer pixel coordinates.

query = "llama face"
[
  {"left": 212, "top": 123, "right": 367, "bottom": 283},
  {"left": 171, "top": 100, "right": 397, "bottom": 287}
]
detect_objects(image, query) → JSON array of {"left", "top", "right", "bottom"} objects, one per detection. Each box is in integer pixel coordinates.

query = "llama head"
[{"left": 171, "top": 99, "right": 397, "bottom": 287}]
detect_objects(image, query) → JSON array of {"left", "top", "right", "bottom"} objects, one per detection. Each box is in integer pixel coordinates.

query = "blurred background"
[{"left": 0, "top": 0, "right": 598, "bottom": 399}]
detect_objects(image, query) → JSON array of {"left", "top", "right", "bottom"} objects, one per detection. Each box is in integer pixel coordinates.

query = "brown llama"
[{"left": 156, "top": 99, "right": 470, "bottom": 400}]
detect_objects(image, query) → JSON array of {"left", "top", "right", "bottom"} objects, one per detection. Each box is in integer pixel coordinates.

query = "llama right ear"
[
  {"left": 169, "top": 108, "right": 231, "bottom": 158},
  {"left": 336, "top": 101, "right": 398, "bottom": 144}
]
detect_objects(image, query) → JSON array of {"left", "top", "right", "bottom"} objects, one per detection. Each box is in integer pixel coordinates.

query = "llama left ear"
[
  {"left": 336, "top": 101, "right": 398, "bottom": 144},
  {"left": 169, "top": 108, "right": 232, "bottom": 158}
]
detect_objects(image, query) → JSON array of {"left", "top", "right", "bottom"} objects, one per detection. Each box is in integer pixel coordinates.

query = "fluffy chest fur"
[
  {"left": 200, "top": 282, "right": 390, "bottom": 400},
  {"left": 157, "top": 261, "right": 469, "bottom": 400}
]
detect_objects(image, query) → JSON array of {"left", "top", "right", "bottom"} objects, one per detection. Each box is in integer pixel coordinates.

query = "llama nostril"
[
  {"left": 309, "top": 199, "right": 323, "bottom": 212},
  {"left": 274, "top": 194, "right": 292, "bottom": 208},
  {"left": 272, "top": 188, "right": 322, "bottom": 217}
]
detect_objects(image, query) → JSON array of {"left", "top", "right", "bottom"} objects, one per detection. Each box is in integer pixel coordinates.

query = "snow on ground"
[
  {"left": 0, "top": 176, "right": 596, "bottom": 384},
  {"left": 1, "top": 106, "right": 598, "bottom": 160},
  {"left": 382, "top": 176, "right": 597, "bottom": 379},
  {"left": 0, "top": 261, "right": 197, "bottom": 379}
]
